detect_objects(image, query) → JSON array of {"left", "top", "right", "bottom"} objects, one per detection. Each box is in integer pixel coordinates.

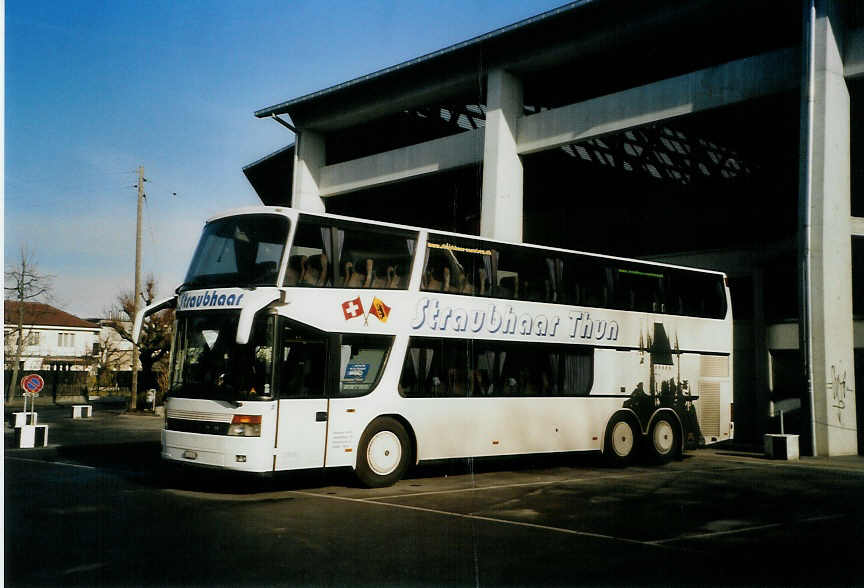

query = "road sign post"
[
  {"left": 18, "top": 374, "right": 47, "bottom": 448},
  {"left": 20, "top": 374, "right": 44, "bottom": 422}
]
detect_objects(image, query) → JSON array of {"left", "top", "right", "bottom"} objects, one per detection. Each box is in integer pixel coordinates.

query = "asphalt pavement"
[{"left": 5, "top": 403, "right": 864, "bottom": 587}]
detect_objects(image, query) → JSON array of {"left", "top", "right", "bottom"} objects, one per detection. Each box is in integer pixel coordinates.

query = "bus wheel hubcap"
[
  {"left": 653, "top": 421, "right": 674, "bottom": 455},
  {"left": 611, "top": 421, "right": 634, "bottom": 456},
  {"left": 367, "top": 431, "right": 401, "bottom": 476}
]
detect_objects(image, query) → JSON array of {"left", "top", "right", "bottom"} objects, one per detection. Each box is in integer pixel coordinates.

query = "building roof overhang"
[{"left": 253, "top": 0, "right": 748, "bottom": 132}]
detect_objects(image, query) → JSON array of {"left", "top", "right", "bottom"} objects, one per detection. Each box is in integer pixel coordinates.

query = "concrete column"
[
  {"left": 291, "top": 130, "right": 326, "bottom": 213},
  {"left": 481, "top": 69, "right": 523, "bottom": 242},
  {"left": 752, "top": 266, "right": 770, "bottom": 438},
  {"left": 799, "top": 0, "right": 857, "bottom": 455}
]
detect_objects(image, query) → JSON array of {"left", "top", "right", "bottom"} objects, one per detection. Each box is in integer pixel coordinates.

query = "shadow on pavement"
[
  {"left": 31, "top": 435, "right": 696, "bottom": 495},
  {"left": 51, "top": 440, "right": 358, "bottom": 494}
]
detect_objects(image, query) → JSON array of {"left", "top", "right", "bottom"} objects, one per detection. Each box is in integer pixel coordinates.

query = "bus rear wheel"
[
  {"left": 604, "top": 413, "right": 639, "bottom": 466},
  {"left": 648, "top": 414, "right": 680, "bottom": 464},
  {"left": 356, "top": 417, "right": 410, "bottom": 488}
]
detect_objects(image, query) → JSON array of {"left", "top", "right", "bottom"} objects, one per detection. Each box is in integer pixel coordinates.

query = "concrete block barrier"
[
  {"left": 15, "top": 424, "right": 49, "bottom": 448},
  {"left": 764, "top": 434, "right": 800, "bottom": 460},
  {"left": 71, "top": 405, "right": 93, "bottom": 419},
  {"left": 10, "top": 412, "right": 37, "bottom": 427}
]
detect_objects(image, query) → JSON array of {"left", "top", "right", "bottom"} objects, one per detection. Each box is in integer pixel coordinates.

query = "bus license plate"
[{"left": 183, "top": 450, "right": 198, "bottom": 460}]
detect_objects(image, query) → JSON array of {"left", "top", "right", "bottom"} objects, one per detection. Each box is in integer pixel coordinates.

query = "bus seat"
[
  {"left": 371, "top": 262, "right": 393, "bottom": 289},
  {"left": 478, "top": 268, "right": 488, "bottom": 296},
  {"left": 384, "top": 265, "right": 402, "bottom": 289},
  {"left": 301, "top": 253, "right": 328, "bottom": 286},
  {"left": 362, "top": 258, "right": 374, "bottom": 287},
  {"left": 338, "top": 261, "right": 354, "bottom": 287},
  {"left": 498, "top": 276, "right": 518, "bottom": 299},
  {"left": 284, "top": 255, "right": 305, "bottom": 286},
  {"left": 253, "top": 261, "right": 278, "bottom": 285},
  {"left": 425, "top": 266, "right": 445, "bottom": 291},
  {"left": 345, "top": 260, "right": 364, "bottom": 287},
  {"left": 296, "top": 255, "right": 310, "bottom": 285},
  {"left": 452, "top": 271, "right": 467, "bottom": 294},
  {"left": 346, "top": 258, "right": 374, "bottom": 288},
  {"left": 441, "top": 267, "right": 452, "bottom": 292}
]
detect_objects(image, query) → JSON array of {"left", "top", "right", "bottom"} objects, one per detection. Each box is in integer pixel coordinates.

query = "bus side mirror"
[
  {"left": 236, "top": 290, "right": 282, "bottom": 344},
  {"left": 133, "top": 296, "right": 177, "bottom": 344}
]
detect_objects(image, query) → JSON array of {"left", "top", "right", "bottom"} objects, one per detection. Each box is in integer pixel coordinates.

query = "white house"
[{"left": 4, "top": 301, "right": 100, "bottom": 372}]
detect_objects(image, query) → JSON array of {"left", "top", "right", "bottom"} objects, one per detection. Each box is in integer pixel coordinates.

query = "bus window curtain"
[
  {"left": 485, "top": 250, "right": 498, "bottom": 296},
  {"left": 421, "top": 246, "right": 431, "bottom": 288},
  {"left": 548, "top": 353, "right": 560, "bottom": 395},
  {"left": 319, "top": 227, "right": 344, "bottom": 286},
  {"left": 564, "top": 352, "right": 591, "bottom": 396},
  {"left": 546, "top": 258, "right": 563, "bottom": 303}
]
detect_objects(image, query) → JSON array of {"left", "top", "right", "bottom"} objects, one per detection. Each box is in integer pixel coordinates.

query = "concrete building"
[{"left": 244, "top": 0, "right": 863, "bottom": 455}]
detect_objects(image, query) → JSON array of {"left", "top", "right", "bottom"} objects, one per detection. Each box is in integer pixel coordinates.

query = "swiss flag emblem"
[{"left": 342, "top": 297, "right": 364, "bottom": 320}]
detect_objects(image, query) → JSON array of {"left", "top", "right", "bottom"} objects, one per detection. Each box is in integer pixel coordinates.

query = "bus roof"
[{"left": 205, "top": 206, "right": 728, "bottom": 278}]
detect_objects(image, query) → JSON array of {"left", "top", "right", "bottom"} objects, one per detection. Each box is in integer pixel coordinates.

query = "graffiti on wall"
[{"left": 828, "top": 363, "right": 854, "bottom": 426}]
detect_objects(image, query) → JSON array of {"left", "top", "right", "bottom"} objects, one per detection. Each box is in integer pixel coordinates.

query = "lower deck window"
[
  {"left": 338, "top": 334, "right": 392, "bottom": 397},
  {"left": 399, "top": 338, "right": 593, "bottom": 398}
]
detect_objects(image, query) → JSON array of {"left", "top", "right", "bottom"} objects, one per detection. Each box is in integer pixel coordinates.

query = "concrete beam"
[
  {"left": 318, "top": 129, "right": 484, "bottom": 197},
  {"left": 851, "top": 217, "right": 864, "bottom": 237},
  {"left": 517, "top": 48, "right": 799, "bottom": 155},
  {"left": 313, "top": 48, "right": 802, "bottom": 202}
]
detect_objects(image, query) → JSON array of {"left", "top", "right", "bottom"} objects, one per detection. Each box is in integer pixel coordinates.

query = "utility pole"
[{"left": 131, "top": 165, "right": 144, "bottom": 411}]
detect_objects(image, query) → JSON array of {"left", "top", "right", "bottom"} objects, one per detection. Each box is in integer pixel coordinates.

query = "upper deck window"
[
  {"left": 423, "top": 234, "right": 726, "bottom": 319},
  {"left": 182, "top": 214, "right": 289, "bottom": 290},
  {"left": 286, "top": 215, "right": 417, "bottom": 289},
  {"left": 423, "top": 235, "right": 562, "bottom": 302}
]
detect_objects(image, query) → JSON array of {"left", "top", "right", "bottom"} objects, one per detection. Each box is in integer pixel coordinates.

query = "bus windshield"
[
  {"left": 182, "top": 214, "right": 290, "bottom": 291},
  {"left": 169, "top": 312, "right": 274, "bottom": 402}
]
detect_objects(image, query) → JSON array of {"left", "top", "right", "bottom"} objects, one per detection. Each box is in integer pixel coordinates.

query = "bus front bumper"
[{"left": 162, "top": 429, "right": 274, "bottom": 473}]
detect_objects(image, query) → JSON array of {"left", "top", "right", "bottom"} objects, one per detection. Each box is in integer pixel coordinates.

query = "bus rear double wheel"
[
  {"left": 356, "top": 417, "right": 411, "bottom": 488},
  {"left": 647, "top": 412, "right": 681, "bottom": 464},
  {"left": 604, "top": 411, "right": 682, "bottom": 466}
]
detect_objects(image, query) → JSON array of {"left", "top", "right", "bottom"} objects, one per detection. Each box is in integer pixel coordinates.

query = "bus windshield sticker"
[
  {"left": 201, "top": 330, "right": 219, "bottom": 349},
  {"left": 344, "top": 363, "right": 370, "bottom": 381},
  {"left": 427, "top": 242, "right": 492, "bottom": 256},
  {"left": 618, "top": 268, "right": 664, "bottom": 279}
]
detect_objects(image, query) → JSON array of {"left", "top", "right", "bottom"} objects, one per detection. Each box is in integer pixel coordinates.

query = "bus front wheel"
[
  {"left": 356, "top": 417, "right": 410, "bottom": 488},
  {"left": 604, "top": 413, "right": 639, "bottom": 466}
]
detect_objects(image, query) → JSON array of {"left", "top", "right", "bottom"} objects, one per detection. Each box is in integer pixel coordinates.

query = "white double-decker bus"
[{"left": 136, "top": 206, "right": 733, "bottom": 487}]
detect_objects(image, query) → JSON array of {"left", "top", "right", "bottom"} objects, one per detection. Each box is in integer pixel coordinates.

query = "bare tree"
[
  {"left": 4, "top": 247, "right": 54, "bottom": 402},
  {"left": 93, "top": 329, "right": 127, "bottom": 390},
  {"left": 107, "top": 275, "right": 173, "bottom": 409}
]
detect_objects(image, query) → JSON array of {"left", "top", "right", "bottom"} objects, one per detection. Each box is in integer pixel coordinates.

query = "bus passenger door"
[{"left": 273, "top": 321, "right": 330, "bottom": 471}]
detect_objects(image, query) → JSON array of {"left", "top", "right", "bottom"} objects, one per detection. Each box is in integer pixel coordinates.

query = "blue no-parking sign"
[{"left": 21, "top": 374, "right": 44, "bottom": 396}]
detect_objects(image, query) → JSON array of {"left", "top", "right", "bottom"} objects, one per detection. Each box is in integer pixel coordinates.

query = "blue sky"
[{"left": 5, "top": 0, "right": 566, "bottom": 318}]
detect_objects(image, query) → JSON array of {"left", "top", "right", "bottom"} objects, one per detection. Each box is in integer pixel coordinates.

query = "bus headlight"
[{"left": 228, "top": 414, "right": 262, "bottom": 437}]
